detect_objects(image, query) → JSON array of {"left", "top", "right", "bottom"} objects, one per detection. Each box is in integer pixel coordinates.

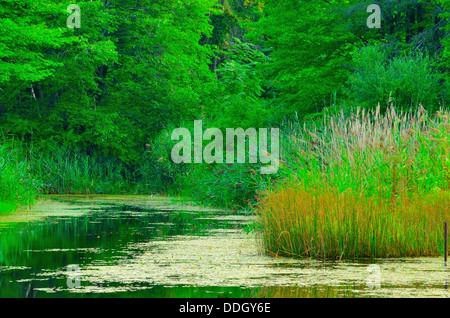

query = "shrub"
[
  {"left": 178, "top": 161, "right": 273, "bottom": 209},
  {"left": 141, "top": 124, "right": 190, "bottom": 194},
  {"left": 346, "top": 46, "right": 441, "bottom": 112},
  {"left": 148, "top": 121, "right": 277, "bottom": 208}
]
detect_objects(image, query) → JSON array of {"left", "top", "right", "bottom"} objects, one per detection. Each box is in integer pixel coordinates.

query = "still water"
[{"left": 0, "top": 195, "right": 448, "bottom": 298}]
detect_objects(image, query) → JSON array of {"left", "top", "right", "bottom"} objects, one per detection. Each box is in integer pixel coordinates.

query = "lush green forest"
[{"left": 1, "top": 0, "right": 450, "bottom": 258}]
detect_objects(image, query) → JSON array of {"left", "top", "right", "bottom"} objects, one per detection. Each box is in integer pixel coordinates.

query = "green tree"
[
  {"left": 252, "top": 0, "right": 360, "bottom": 117},
  {"left": 0, "top": 0, "right": 218, "bottom": 164}
]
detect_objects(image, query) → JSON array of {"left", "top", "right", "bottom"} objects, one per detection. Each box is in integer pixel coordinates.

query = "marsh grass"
[
  {"left": 258, "top": 106, "right": 450, "bottom": 259},
  {"left": 177, "top": 162, "right": 273, "bottom": 209},
  {"left": 29, "top": 147, "right": 133, "bottom": 195},
  {"left": 0, "top": 136, "right": 146, "bottom": 214},
  {"left": 258, "top": 185, "right": 449, "bottom": 258},
  {"left": 0, "top": 138, "right": 38, "bottom": 214}
]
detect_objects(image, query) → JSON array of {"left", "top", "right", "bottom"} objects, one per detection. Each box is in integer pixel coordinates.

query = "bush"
[
  {"left": 346, "top": 46, "right": 441, "bottom": 111},
  {"left": 178, "top": 161, "right": 274, "bottom": 209},
  {"left": 148, "top": 120, "right": 278, "bottom": 208},
  {"left": 142, "top": 124, "right": 190, "bottom": 194}
]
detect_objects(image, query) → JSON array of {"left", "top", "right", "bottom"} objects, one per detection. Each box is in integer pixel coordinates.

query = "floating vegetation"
[{"left": 1, "top": 196, "right": 448, "bottom": 298}]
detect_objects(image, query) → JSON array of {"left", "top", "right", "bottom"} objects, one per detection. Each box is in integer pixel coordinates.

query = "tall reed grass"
[
  {"left": 29, "top": 147, "right": 133, "bottom": 195},
  {"left": 0, "top": 136, "right": 153, "bottom": 214},
  {"left": 258, "top": 106, "right": 450, "bottom": 259},
  {"left": 0, "top": 138, "right": 38, "bottom": 214}
]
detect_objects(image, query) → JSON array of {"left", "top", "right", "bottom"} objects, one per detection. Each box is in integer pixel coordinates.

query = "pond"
[{"left": 0, "top": 195, "right": 448, "bottom": 298}]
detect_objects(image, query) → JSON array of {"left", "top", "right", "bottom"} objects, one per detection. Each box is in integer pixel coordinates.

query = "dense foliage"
[
  {"left": 258, "top": 107, "right": 450, "bottom": 258},
  {"left": 1, "top": 0, "right": 449, "bottom": 218}
]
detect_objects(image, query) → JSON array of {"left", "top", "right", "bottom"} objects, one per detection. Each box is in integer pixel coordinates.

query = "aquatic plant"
[
  {"left": 258, "top": 106, "right": 450, "bottom": 259},
  {"left": 0, "top": 136, "right": 151, "bottom": 214},
  {"left": 0, "top": 137, "right": 39, "bottom": 214}
]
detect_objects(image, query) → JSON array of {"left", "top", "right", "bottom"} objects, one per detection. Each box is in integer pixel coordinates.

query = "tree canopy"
[{"left": 1, "top": 0, "right": 449, "bottom": 165}]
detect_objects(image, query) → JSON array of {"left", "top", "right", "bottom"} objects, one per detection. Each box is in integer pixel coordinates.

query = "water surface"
[{"left": 0, "top": 195, "right": 448, "bottom": 298}]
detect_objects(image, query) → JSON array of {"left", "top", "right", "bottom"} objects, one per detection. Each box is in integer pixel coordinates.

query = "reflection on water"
[{"left": 0, "top": 196, "right": 448, "bottom": 298}]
